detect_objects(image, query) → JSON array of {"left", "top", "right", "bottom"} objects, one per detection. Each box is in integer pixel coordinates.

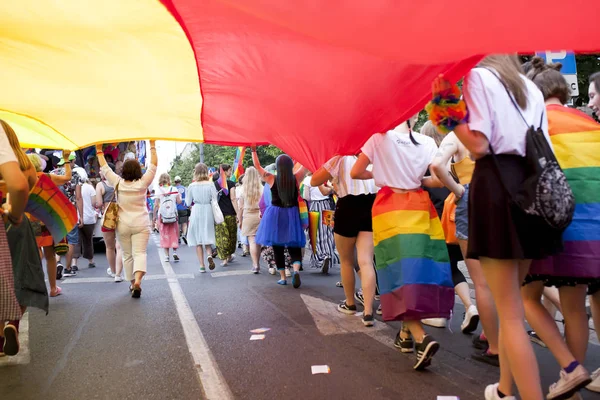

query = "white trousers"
[{"left": 117, "top": 224, "right": 150, "bottom": 281}]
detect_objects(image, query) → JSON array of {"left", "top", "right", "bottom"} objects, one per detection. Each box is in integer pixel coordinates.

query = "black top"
[
  {"left": 215, "top": 180, "right": 236, "bottom": 216},
  {"left": 271, "top": 181, "right": 299, "bottom": 208}
]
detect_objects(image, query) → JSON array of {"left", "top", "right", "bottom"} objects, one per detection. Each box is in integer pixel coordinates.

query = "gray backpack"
[{"left": 159, "top": 187, "right": 178, "bottom": 224}]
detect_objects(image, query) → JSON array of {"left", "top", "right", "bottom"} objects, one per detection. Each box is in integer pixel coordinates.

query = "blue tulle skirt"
[{"left": 256, "top": 205, "right": 306, "bottom": 247}]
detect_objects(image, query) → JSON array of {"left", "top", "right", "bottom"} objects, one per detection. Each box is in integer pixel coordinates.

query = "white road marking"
[
  {"left": 210, "top": 270, "right": 252, "bottom": 278},
  {"left": 156, "top": 242, "right": 233, "bottom": 399},
  {"left": 61, "top": 274, "right": 195, "bottom": 284},
  {"left": 0, "top": 313, "right": 30, "bottom": 366}
]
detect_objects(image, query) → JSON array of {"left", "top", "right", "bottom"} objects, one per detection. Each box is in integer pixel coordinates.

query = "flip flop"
[{"left": 50, "top": 287, "right": 62, "bottom": 297}]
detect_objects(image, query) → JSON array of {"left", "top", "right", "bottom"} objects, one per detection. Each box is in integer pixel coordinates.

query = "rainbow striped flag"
[
  {"left": 26, "top": 174, "right": 77, "bottom": 243},
  {"left": 372, "top": 187, "right": 454, "bottom": 321},
  {"left": 530, "top": 105, "right": 600, "bottom": 278},
  {"left": 231, "top": 146, "right": 246, "bottom": 183},
  {"left": 218, "top": 165, "right": 229, "bottom": 196}
]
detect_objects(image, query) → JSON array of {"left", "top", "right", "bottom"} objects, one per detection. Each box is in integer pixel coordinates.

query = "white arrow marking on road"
[{"left": 300, "top": 294, "right": 397, "bottom": 349}]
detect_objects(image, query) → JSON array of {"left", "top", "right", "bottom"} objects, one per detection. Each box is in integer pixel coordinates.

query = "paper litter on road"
[
  {"left": 217, "top": 312, "right": 223, "bottom": 315},
  {"left": 311, "top": 365, "right": 330, "bottom": 374},
  {"left": 437, "top": 397, "right": 459, "bottom": 400},
  {"left": 250, "top": 328, "right": 271, "bottom": 334},
  {"left": 249, "top": 334, "right": 265, "bottom": 341}
]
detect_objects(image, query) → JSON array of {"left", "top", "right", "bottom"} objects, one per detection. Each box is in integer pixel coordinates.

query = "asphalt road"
[{"left": 1, "top": 234, "right": 599, "bottom": 400}]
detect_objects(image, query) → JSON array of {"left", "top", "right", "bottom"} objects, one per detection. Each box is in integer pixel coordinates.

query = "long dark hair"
[
  {"left": 406, "top": 119, "right": 420, "bottom": 146},
  {"left": 275, "top": 154, "right": 296, "bottom": 207}
]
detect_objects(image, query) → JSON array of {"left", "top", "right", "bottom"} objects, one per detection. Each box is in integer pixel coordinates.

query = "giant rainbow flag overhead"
[{"left": 1, "top": 1, "right": 599, "bottom": 170}]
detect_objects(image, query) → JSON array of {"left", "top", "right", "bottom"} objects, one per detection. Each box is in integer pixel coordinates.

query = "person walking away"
[
  {"left": 174, "top": 176, "right": 190, "bottom": 244},
  {"left": 252, "top": 147, "right": 307, "bottom": 288},
  {"left": 79, "top": 179, "right": 97, "bottom": 268},
  {"left": 96, "top": 163, "right": 124, "bottom": 281},
  {"left": 155, "top": 173, "right": 182, "bottom": 263},
  {"left": 96, "top": 141, "right": 157, "bottom": 298},
  {"left": 311, "top": 155, "right": 378, "bottom": 326},
  {"left": 431, "top": 55, "right": 568, "bottom": 400},
  {"left": 214, "top": 165, "right": 238, "bottom": 266},
  {"left": 239, "top": 167, "right": 263, "bottom": 273},
  {"left": 0, "top": 120, "right": 47, "bottom": 357},
  {"left": 351, "top": 114, "right": 454, "bottom": 370},
  {"left": 27, "top": 152, "right": 74, "bottom": 297},
  {"left": 186, "top": 163, "right": 218, "bottom": 272},
  {"left": 52, "top": 152, "right": 85, "bottom": 276},
  {"left": 302, "top": 173, "right": 339, "bottom": 273}
]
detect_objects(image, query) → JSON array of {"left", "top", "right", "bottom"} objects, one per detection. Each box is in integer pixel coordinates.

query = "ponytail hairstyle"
[
  {"left": 275, "top": 154, "right": 296, "bottom": 207},
  {"left": 527, "top": 56, "right": 570, "bottom": 104},
  {"left": 406, "top": 118, "right": 420, "bottom": 146}
]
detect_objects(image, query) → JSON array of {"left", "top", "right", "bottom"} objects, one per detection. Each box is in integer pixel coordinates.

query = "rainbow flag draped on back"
[
  {"left": 231, "top": 146, "right": 246, "bottom": 182},
  {"left": 372, "top": 187, "right": 454, "bottom": 321},
  {"left": 218, "top": 165, "right": 229, "bottom": 195},
  {"left": 308, "top": 211, "right": 319, "bottom": 253},
  {"left": 530, "top": 105, "right": 600, "bottom": 278},
  {"left": 26, "top": 174, "right": 77, "bottom": 242}
]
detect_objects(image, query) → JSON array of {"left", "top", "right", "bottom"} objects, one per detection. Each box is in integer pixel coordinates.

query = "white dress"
[{"left": 186, "top": 181, "right": 218, "bottom": 246}]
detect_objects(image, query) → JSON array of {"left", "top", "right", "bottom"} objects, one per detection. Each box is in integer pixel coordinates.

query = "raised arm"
[
  {"left": 50, "top": 150, "right": 73, "bottom": 186},
  {"left": 293, "top": 163, "right": 306, "bottom": 185},
  {"left": 350, "top": 153, "right": 373, "bottom": 180},
  {"left": 251, "top": 146, "right": 275, "bottom": 186},
  {"left": 96, "top": 144, "right": 120, "bottom": 187}
]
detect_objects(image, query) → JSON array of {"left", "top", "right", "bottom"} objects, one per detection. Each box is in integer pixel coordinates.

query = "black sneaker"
[
  {"left": 471, "top": 350, "right": 500, "bottom": 367},
  {"left": 211, "top": 250, "right": 218, "bottom": 259},
  {"left": 414, "top": 335, "right": 440, "bottom": 370},
  {"left": 472, "top": 335, "right": 488, "bottom": 350},
  {"left": 354, "top": 290, "right": 365, "bottom": 306},
  {"left": 394, "top": 331, "right": 414, "bottom": 353},
  {"left": 362, "top": 314, "right": 374, "bottom": 327},
  {"left": 72, "top": 265, "right": 79, "bottom": 272},
  {"left": 182, "top": 236, "right": 188, "bottom": 245},
  {"left": 173, "top": 254, "right": 180, "bottom": 262},
  {"left": 63, "top": 269, "right": 76, "bottom": 277},
  {"left": 322, "top": 257, "right": 330, "bottom": 274},
  {"left": 56, "top": 264, "right": 64, "bottom": 280},
  {"left": 528, "top": 330, "right": 546, "bottom": 347},
  {"left": 337, "top": 302, "right": 357, "bottom": 315}
]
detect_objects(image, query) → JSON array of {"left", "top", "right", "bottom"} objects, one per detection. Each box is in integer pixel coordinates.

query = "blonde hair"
[
  {"left": 479, "top": 55, "right": 528, "bottom": 109},
  {"left": 420, "top": 121, "right": 444, "bottom": 147},
  {"left": 243, "top": 167, "right": 262, "bottom": 208},
  {"left": 28, "top": 154, "right": 42, "bottom": 172},
  {"left": 158, "top": 173, "right": 171, "bottom": 187},
  {"left": 1, "top": 120, "right": 33, "bottom": 172},
  {"left": 193, "top": 163, "right": 209, "bottom": 182}
]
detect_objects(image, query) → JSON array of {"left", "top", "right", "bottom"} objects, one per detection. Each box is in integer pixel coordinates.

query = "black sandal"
[{"left": 130, "top": 284, "right": 142, "bottom": 298}]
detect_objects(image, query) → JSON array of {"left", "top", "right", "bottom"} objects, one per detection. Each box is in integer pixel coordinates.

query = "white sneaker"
[
  {"left": 107, "top": 268, "right": 115, "bottom": 278},
  {"left": 268, "top": 267, "right": 276, "bottom": 275},
  {"left": 485, "top": 383, "right": 516, "bottom": 400},
  {"left": 461, "top": 305, "right": 480, "bottom": 333},
  {"left": 285, "top": 268, "right": 291, "bottom": 277},
  {"left": 547, "top": 365, "right": 591, "bottom": 400},
  {"left": 164, "top": 256, "right": 170, "bottom": 263},
  {"left": 421, "top": 318, "right": 446, "bottom": 328},
  {"left": 114, "top": 275, "right": 123, "bottom": 283},
  {"left": 587, "top": 368, "right": 600, "bottom": 392}
]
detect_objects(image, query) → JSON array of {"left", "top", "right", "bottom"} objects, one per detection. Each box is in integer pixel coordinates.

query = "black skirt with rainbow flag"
[{"left": 373, "top": 187, "right": 454, "bottom": 321}]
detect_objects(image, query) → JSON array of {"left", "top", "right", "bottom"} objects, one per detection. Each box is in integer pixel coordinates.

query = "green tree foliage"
[{"left": 168, "top": 144, "right": 283, "bottom": 186}]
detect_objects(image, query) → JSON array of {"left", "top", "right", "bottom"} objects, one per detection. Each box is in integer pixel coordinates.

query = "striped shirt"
[{"left": 323, "top": 156, "right": 378, "bottom": 198}]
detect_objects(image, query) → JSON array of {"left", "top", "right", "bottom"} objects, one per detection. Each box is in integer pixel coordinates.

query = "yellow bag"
[{"left": 101, "top": 181, "right": 120, "bottom": 232}]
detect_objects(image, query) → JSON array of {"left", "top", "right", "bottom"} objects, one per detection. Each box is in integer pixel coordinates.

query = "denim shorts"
[
  {"left": 455, "top": 184, "right": 469, "bottom": 240},
  {"left": 66, "top": 225, "right": 79, "bottom": 245}
]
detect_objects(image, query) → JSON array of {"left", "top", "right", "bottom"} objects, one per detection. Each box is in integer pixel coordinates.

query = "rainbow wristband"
[{"left": 425, "top": 86, "right": 469, "bottom": 135}]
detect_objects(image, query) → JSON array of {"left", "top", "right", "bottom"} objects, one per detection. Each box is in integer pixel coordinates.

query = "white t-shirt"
[
  {"left": 101, "top": 163, "right": 157, "bottom": 228},
  {"left": 302, "top": 176, "right": 329, "bottom": 201},
  {"left": 81, "top": 182, "right": 97, "bottom": 225},
  {"left": 322, "top": 155, "right": 378, "bottom": 198},
  {"left": 361, "top": 128, "right": 438, "bottom": 189},
  {"left": 464, "top": 68, "right": 550, "bottom": 156},
  {"left": 0, "top": 130, "right": 17, "bottom": 166}
]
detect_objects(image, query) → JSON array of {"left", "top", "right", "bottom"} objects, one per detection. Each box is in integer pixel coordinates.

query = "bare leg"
[
  {"left": 195, "top": 245, "right": 205, "bottom": 268},
  {"left": 404, "top": 320, "right": 427, "bottom": 342},
  {"left": 459, "top": 240, "right": 499, "bottom": 354},
  {"left": 103, "top": 230, "right": 117, "bottom": 274},
  {"left": 164, "top": 248, "right": 170, "bottom": 258},
  {"left": 559, "top": 285, "right": 589, "bottom": 363},
  {"left": 356, "top": 231, "right": 375, "bottom": 316},
  {"left": 43, "top": 246, "right": 59, "bottom": 295},
  {"left": 542, "top": 286, "right": 562, "bottom": 317},
  {"left": 455, "top": 282, "right": 473, "bottom": 309},
  {"left": 248, "top": 236, "right": 261, "bottom": 268},
  {"left": 522, "top": 281, "right": 578, "bottom": 368},
  {"left": 592, "top": 291, "right": 600, "bottom": 342},
  {"left": 480, "top": 258, "right": 542, "bottom": 399},
  {"left": 334, "top": 233, "right": 357, "bottom": 307}
]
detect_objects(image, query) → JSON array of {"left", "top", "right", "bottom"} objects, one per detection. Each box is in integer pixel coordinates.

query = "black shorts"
[
  {"left": 178, "top": 209, "right": 190, "bottom": 224},
  {"left": 333, "top": 194, "right": 376, "bottom": 238}
]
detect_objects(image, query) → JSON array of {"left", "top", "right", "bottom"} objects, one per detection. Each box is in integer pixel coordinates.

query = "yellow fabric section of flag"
[
  {"left": 552, "top": 130, "right": 600, "bottom": 170},
  {"left": 373, "top": 210, "right": 445, "bottom": 246},
  {"left": 0, "top": 0, "right": 202, "bottom": 149}
]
